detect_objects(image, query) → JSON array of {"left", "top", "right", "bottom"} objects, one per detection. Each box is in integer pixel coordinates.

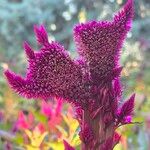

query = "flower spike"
[
  {"left": 5, "top": 26, "right": 91, "bottom": 106},
  {"left": 23, "top": 41, "right": 35, "bottom": 59},
  {"left": 4, "top": 70, "right": 29, "bottom": 97},
  {"left": 114, "top": 0, "right": 134, "bottom": 28},
  {"left": 34, "top": 25, "right": 49, "bottom": 46},
  {"left": 74, "top": 0, "right": 134, "bottom": 84}
]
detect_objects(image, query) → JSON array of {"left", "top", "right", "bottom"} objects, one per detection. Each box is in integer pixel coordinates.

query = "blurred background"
[{"left": 0, "top": 0, "right": 150, "bottom": 149}]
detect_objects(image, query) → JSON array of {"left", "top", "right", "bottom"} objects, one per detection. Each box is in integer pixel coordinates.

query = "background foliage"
[{"left": 0, "top": 0, "right": 150, "bottom": 149}]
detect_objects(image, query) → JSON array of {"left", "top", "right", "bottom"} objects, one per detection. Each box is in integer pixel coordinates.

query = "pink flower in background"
[
  {"left": 35, "top": 123, "right": 46, "bottom": 134},
  {"left": 16, "top": 111, "right": 34, "bottom": 130},
  {"left": 41, "top": 98, "right": 62, "bottom": 118},
  {"left": 41, "top": 101, "right": 53, "bottom": 118},
  {"left": 41, "top": 98, "right": 63, "bottom": 131}
]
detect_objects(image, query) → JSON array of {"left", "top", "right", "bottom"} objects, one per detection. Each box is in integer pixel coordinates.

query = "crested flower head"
[
  {"left": 4, "top": 0, "right": 134, "bottom": 108},
  {"left": 5, "top": 25, "right": 91, "bottom": 106},
  {"left": 74, "top": 0, "right": 133, "bottom": 84}
]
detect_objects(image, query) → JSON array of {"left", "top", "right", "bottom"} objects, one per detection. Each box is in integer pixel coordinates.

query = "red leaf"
[{"left": 63, "top": 140, "right": 75, "bottom": 150}]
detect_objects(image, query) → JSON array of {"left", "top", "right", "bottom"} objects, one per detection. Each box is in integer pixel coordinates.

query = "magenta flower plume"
[
  {"left": 4, "top": 0, "right": 135, "bottom": 149},
  {"left": 34, "top": 25, "right": 49, "bottom": 46},
  {"left": 5, "top": 25, "right": 91, "bottom": 105},
  {"left": 74, "top": 0, "right": 133, "bottom": 83}
]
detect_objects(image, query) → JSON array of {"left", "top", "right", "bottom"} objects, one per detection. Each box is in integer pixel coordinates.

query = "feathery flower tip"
[
  {"left": 4, "top": 70, "right": 26, "bottom": 88},
  {"left": 4, "top": 70, "right": 29, "bottom": 97},
  {"left": 23, "top": 41, "right": 35, "bottom": 59},
  {"left": 114, "top": 0, "right": 134, "bottom": 23},
  {"left": 34, "top": 25, "right": 49, "bottom": 45}
]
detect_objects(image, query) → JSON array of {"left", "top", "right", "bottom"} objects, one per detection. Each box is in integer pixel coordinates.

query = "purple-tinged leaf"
[
  {"left": 118, "top": 94, "right": 135, "bottom": 121},
  {"left": 63, "top": 140, "right": 75, "bottom": 150}
]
